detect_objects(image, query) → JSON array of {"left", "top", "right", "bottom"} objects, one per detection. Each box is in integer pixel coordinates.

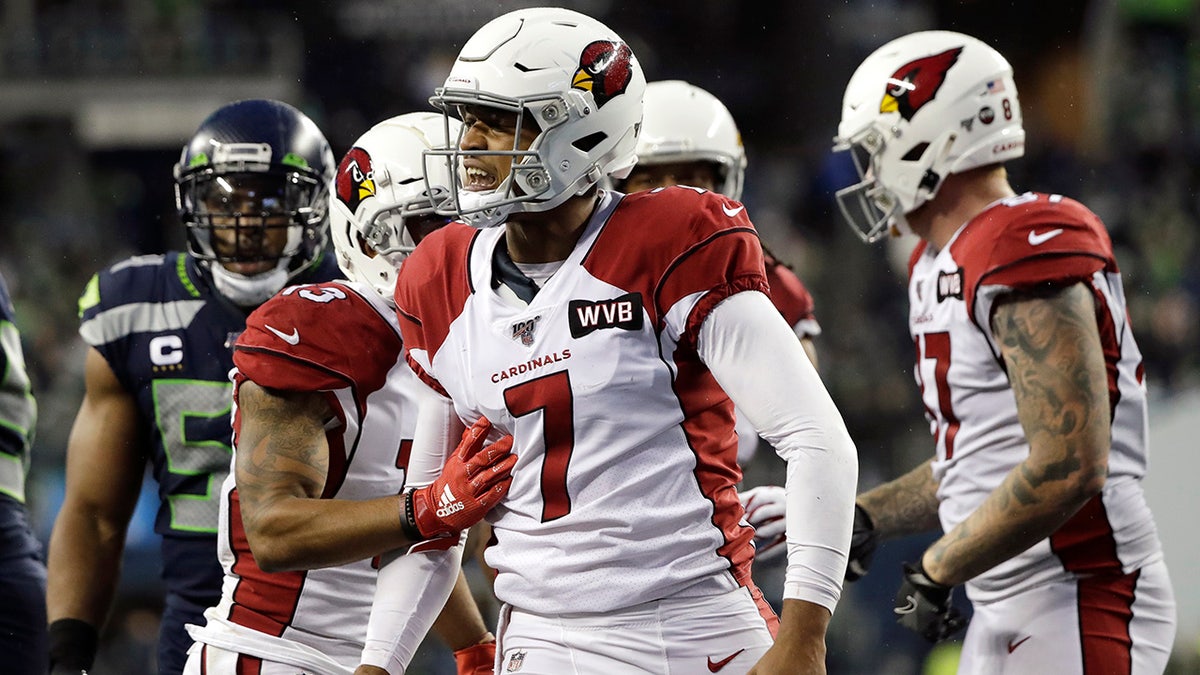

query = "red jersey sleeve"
[
  {"left": 587, "top": 187, "right": 768, "bottom": 351},
  {"left": 952, "top": 194, "right": 1115, "bottom": 320},
  {"left": 233, "top": 282, "right": 401, "bottom": 395},
  {"left": 392, "top": 223, "right": 477, "bottom": 397}
]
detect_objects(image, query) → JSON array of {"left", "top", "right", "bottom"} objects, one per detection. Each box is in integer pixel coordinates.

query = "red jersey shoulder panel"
[
  {"left": 393, "top": 222, "right": 478, "bottom": 365},
  {"left": 584, "top": 187, "right": 767, "bottom": 337},
  {"left": 234, "top": 282, "right": 400, "bottom": 394},
  {"left": 950, "top": 193, "right": 1114, "bottom": 309}
]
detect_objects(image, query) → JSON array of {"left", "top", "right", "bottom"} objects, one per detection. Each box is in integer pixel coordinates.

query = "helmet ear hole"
[
  {"left": 353, "top": 228, "right": 376, "bottom": 259},
  {"left": 901, "top": 143, "right": 930, "bottom": 162},
  {"left": 573, "top": 131, "right": 607, "bottom": 153}
]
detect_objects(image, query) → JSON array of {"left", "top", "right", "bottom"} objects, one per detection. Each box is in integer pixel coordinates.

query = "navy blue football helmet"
[{"left": 174, "top": 99, "right": 335, "bottom": 306}]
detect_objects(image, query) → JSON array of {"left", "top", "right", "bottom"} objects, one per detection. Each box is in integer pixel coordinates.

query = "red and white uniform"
[
  {"left": 764, "top": 253, "right": 820, "bottom": 340},
  {"left": 393, "top": 187, "right": 856, "bottom": 624},
  {"left": 398, "top": 188, "right": 765, "bottom": 615},
  {"left": 909, "top": 193, "right": 1175, "bottom": 670},
  {"left": 184, "top": 281, "right": 422, "bottom": 674}
]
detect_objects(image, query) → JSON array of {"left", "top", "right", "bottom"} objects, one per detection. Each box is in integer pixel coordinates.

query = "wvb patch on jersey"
[
  {"left": 568, "top": 292, "right": 644, "bottom": 338},
  {"left": 937, "top": 267, "right": 964, "bottom": 302}
]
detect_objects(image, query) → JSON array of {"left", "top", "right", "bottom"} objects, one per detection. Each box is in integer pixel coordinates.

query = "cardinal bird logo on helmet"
[
  {"left": 336, "top": 147, "right": 375, "bottom": 214},
  {"left": 881, "top": 47, "right": 963, "bottom": 121},
  {"left": 572, "top": 40, "right": 634, "bottom": 108}
]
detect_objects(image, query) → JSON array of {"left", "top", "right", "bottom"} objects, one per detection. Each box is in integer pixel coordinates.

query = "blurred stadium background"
[{"left": 1, "top": 0, "right": 1196, "bottom": 672}]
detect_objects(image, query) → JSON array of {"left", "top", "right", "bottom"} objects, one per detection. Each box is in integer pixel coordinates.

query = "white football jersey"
[
  {"left": 395, "top": 188, "right": 766, "bottom": 615},
  {"left": 908, "top": 192, "right": 1163, "bottom": 603},
  {"left": 193, "top": 280, "right": 419, "bottom": 671}
]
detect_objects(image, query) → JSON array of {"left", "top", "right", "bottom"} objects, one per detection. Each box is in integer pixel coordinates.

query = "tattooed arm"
[
  {"left": 235, "top": 380, "right": 411, "bottom": 572},
  {"left": 920, "top": 281, "right": 1110, "bottom": 586},
  {"left": 857, "top": 458, "right": 942, "bottom": 540}
]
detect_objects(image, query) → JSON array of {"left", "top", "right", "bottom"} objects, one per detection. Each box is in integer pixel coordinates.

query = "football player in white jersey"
[
  {"left": 613, "top": 79, "right": 824, "bottom": 563},
  {"left": 359, "top": 8, "right": 859, "bottom": 675},
  {"left": 833, "top": 30, "right": 1176, "bottom": 673},
  {"left": 183, "top": 113, "right": 516, "bottom": 675}
]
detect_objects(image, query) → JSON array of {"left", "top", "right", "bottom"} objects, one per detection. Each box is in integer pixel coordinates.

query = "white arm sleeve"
[
  {"left": 360, "top": 544, "right": 463, "bottom": 673},
  {"left": 407, "top": 379, "right": 467, "bottom": 489},
  {"left": 359, "top": 380, "right": 467, "bottom": 672},
  {"left": 698, "top": 290, "right": 858, "bottom": 611}
]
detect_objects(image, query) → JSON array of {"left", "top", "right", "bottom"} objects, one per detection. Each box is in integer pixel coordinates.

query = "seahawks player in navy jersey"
[
  {"left": 46, "top": 99, "right": 342, "bottom": 675},
  {"left": 0, "top": 270, "right": 48, "bottom": 674}
]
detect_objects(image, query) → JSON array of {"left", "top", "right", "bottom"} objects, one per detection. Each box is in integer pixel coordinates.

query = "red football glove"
[
  {"left": 403, "top": 416, "right": 516, "bottom": 541},
  {"left": 453, "top": 639, "right": 496, "bottom": 675}
]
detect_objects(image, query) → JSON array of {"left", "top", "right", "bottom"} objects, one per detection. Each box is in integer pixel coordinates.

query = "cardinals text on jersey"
[{"left": 395, "top": 187, "right": 774, "bottom": 616}]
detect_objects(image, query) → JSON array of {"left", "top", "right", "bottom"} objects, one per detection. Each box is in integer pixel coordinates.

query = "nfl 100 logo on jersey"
[{"left": 511, "top": 316, "right": 541, "bottom": 347}]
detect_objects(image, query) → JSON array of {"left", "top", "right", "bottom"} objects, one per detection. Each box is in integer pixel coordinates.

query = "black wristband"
[
  {"left": 400, "top": 490, "right": 425, "bottom": 542},
  {"left": 854, "top": 503, "right": 875, "bottom": 531},
  {"left": 48, "top": 618, "right": 99, "bottom": 670}
]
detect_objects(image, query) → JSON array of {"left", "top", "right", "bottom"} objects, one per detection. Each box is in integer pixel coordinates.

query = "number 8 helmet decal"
[
  {"left": 834, "top": 31, "right": 1025, "bottom": 242},
  {"left": 427, "top": 7, "right": 646, "bottom": 228}
]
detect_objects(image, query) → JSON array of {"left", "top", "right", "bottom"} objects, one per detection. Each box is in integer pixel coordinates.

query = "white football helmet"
[
  {"left": 328, "top": 113, "right": 460, "bottom": 304},
  {"left": 631, "top": 80, "right": 747, "bottom": 199},
  {"left": 834, "top": 30, "right": 1025, "bottom": 242},
  {"left": 427, "top": 7, "right": 646, "bottom": 228}
]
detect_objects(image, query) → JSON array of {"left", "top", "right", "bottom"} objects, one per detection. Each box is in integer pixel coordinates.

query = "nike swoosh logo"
[
  {"left": 722, "top": 204, "right": 745, "bottom": 218},
  {"left": 893, "top": 594, "right": 918, "bottom": 615},
  {"left": 1027, "top": 228, "right": 1064, "bottom": 245},
  {"left": 264, "top": 324, "right": 300, "bottom": 346},
  {"left": 1007, "top": 635, "right": 1031, "bottom": 653},
  {"left": 707, "top": 649, "right": 745, "bottom": 672}
]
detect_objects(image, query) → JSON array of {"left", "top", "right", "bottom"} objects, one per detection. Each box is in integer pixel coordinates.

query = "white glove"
[{"left": 739, "top": 484, "right": 787, "bottom": 564}]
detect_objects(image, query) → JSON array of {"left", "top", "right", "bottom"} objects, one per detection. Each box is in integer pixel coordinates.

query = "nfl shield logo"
[{"left": 506, "top": 650, "right": 526, "bottom": 672}]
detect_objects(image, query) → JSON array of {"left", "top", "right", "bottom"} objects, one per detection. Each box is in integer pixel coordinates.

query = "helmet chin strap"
[{"left": 208, "top": 259, "right": 290, "bottom": 308}]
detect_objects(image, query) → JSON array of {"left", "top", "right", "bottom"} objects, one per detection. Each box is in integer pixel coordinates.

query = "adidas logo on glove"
[{"left": 436, "top": 484, "right": 466, "bottom": 518}]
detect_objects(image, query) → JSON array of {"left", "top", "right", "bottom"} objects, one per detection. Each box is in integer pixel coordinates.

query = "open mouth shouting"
[{"left": 463, "top": 160, "right": 500, "bottom": 192}]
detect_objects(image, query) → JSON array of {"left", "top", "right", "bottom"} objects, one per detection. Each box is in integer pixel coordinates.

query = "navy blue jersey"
[
  {"left": 76, "top": 251, "right": 341, "bottom": 602},
  {"left": 0, "top": 270, "right": 36, "bottom": 504},
  {"left": 0, "top": 270, "right": 48, "bottom": 672}
]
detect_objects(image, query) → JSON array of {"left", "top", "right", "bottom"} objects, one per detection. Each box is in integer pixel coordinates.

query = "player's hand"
[
  {"left": 739, "top": 485, "right": 787, "bottom": 563},
  {"left": 404, "top": 417, "right": 516, "bottom": 541},
  {"left": 453, "top": 639, "right": 496, "bottom": 675},
  {"left": 893, "top": 561, "right": 967, "bottom": 642},
  {"left": 845, "top": 504, "right": 877, "bottom": 581},
  {"left": 353, "top": 666, "right": 388, "bottom": 675}
]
